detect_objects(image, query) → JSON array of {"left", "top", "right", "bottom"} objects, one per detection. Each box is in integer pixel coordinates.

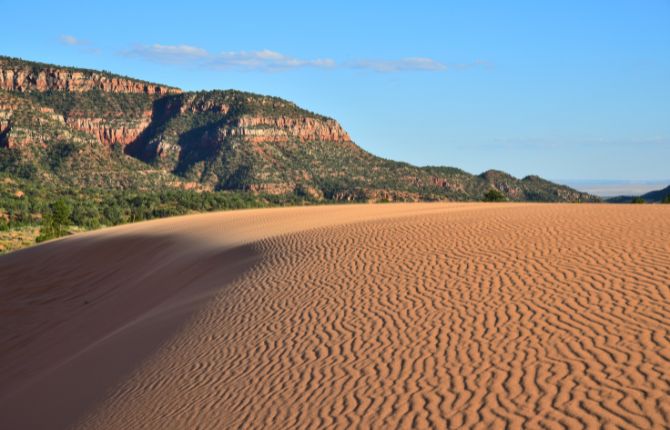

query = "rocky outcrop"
[
  {"left": 169, "top": 93, "right": 351, "bottom": 143},
  {"left": 479, "top": 170, "right": 524, "bottom": 198},
  {"left": 1, "top": 94, "right": 62, "bottom": 147},
  {"left": 0, "top": 91, "right": 97, "bottom": 149},
  {"left": 428, "top": 177, "right": 467, "bottom": 193},
  {"left": 65, "top": 112, "right": 152, "bottom": 146},
  {"left": 328, "top": 188, "right": 423, "bottom": 202},
  {"left": 1, "top": 125, "right": 35, "bottom": 148},
  {"left": 247, "top": 182, "right": 296, "bottom": 195},
  {"left": 0, "top": 61, "right": 180, "bottom": 95},
  {"left": 230, "top": 115, "right": 351, "bottom": 143},
  {"left": 0, "top": 98, "right": 18, "bottom": 148},
  {"left": 178, "top": 97, "right": 231, "bottom": 115}
]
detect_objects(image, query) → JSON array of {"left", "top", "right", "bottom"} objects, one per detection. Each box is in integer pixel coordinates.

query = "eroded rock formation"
[
  {"left": 65, "top": 112, "right": 152, "bottom": 146},
  {"left": 231, "top": 115, "right": 350, "bottom": 143},
  {"left": 0, "top": 62, "right": 180, "bottom": 95}
]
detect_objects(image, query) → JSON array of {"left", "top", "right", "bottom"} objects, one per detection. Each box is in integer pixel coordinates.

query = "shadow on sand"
[{"left": 0, "top": 232, "right": 260, "bottom": 430}]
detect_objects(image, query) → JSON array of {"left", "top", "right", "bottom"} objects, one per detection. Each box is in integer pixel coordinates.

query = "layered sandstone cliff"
[
  {"left": 230, "top": 115, "right": 350, "bottom": 143},
  {"left": 65, "top": 112, "right": 152, "bottom": 146},
  {"left": 168, "top": 92, "right": 351, "bottom": 143},
  {"left": 0, "top": 57, "right": 180, "bottom": 95}
]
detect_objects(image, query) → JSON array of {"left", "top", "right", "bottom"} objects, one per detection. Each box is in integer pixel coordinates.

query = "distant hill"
[
  {"left": 0, "top": 55, "right": 601, "bottom": 251},
  {"left": 607, "top": 185, "right": 670, "bottom": 203},
  {"left": 0, "top": 55, "right": 596, "bottom": 204}
]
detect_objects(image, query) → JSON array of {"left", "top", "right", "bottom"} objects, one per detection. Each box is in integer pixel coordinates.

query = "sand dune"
[{"left": 1, "top": 203, "right": 669, "bottom": 429}]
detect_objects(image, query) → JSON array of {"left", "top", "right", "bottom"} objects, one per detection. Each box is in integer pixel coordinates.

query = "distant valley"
[
  {"left": 606, "top": 184, "right": 670, "bottom": 203},
  {"left": 561, "top": 179, "right": 670, "bottom": 198}
]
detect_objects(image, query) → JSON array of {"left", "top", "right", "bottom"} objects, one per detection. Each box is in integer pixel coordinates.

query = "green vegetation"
[
  {"left": 36, "top": 199, "right": 72, "bottom": 242},
  {"left": 631, "top": 197, "right": 645, "bottom": 204},
  {"left": 28, "top": 90, "right": 155, "bottom": 119},
  {"left": 1, "top": 80, "right": 597, "bottom": 204},
  {"left": 183, "top": 90, "right": 331, "bottom": 120},
  {"left": 483, "top": 188, "right": 507, "bottom": 202},
  {"left": 662, "top": 195, "right": 670, "bottom": 204},
  {"left": 0, "top": 173, "right": 317, "bottom": 251},
  {"left": 0, "top": 55, "right": 602, "bottom": 253}
]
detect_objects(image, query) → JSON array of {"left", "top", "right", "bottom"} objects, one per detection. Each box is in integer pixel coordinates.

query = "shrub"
[
  {"left": 631, "top": 197, "right": 645, "bottom": 204},
  {"left": 102, "top": 203, "right": 127, "bottom": 225},
  {"left": 71, "top": 201, "right": 101, "bottom": 229},
  {"left": 483, "top": 189, "right": 507, "bottom": 202},
  {"left": 36, "top": 198, "right": 73, "bottom": 242},
  {"left": 662, "top": 195, "right": 670, "bottom": 204}
]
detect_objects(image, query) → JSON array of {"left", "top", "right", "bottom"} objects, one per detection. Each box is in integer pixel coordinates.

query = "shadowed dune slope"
[{"left": 1, "top": 203, "right": 669, "bottom": 429}]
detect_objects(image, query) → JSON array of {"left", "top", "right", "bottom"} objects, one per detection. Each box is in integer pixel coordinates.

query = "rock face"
[
  {"left": 166, "top": 92, "right": 351, "bottom": 143},
  {"left": 231, "top": 115, "right": 350, "bottom": 143},
  {"left": 65, "top": 113, "right": 152, "bottom": 146},
  {"left": 0, "top": 105, "right": 11, "bottom": 143},
  {"left": 0, "top": 91, "right": 74, "bottom": 148},
  {"left": 134, "top": 91, "right": 354, "bottom": 164},
  {"left": 0, "top": 57, "right": 180, "bottom": 95}
]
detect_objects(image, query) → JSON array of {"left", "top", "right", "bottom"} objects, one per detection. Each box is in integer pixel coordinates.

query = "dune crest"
[{"left": 1, "top": 203, "right": 669, "bottom": 429}]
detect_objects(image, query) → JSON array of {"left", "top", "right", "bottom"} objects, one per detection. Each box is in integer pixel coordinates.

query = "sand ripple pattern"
[{"left": 64, "top": 204, "right": 670, "bottom": 429}]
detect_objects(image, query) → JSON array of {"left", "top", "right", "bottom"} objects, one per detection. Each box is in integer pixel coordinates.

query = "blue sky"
[{"left": 1, "top": 0, "right": 669, "bottom": 181}]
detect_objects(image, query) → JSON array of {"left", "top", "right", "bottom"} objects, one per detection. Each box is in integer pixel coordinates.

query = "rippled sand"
[{"left": 1, "top": 203, "right": 669, "bottom": 429}]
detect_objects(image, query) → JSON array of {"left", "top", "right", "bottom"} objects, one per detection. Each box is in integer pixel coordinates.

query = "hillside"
[
  {"left": 642, "top": 185, "right": 670, "bottom": 202},
  {"left": 607, "top": 184, "right": 670, "bottom": 203},
  {"left": 0, "top": 55, "right": 598, "bottom": 250}
]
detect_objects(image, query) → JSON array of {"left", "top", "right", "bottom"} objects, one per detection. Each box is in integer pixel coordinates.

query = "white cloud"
[
  {"left": 59, "top": 35, "right": 100, "bottom": 54},
  {"left": 119, "top": 43, "right": 487, "bottom": 73},
  {"left": 59, "top": 35, "right": 88, "bottom": 46},
  {"left": 210, "top": 50, "right": 336, "bottom": 71},
  {"left": 122, "top": 44, "right": 209, "bottom": 64}
]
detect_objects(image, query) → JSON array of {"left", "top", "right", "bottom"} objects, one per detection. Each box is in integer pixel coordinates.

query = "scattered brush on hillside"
[
  {"left": 0, "top": 55, "right": 601, "bottom": 252},
  {"left": 0, "top": 173, "right": 324, "bottom": 252}
]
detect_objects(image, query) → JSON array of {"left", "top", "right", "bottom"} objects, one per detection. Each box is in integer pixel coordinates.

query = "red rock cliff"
[
  {"left": 231, "top": 115, "right": 351, "bottom": 142},
  {"left": 0, "top": 64, "right": 180, "bottom": 95},
  {"left": 64, "top": 110, "right": 153, "bottom": 146}
]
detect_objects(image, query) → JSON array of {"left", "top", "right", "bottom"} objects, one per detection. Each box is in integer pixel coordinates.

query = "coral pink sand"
[{"left": 1, "top": 203, "right": 669, "bottom": 429}]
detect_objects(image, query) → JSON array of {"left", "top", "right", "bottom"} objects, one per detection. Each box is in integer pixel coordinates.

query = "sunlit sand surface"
[{"left": 1, "top": 203, "right": 669, "bottom": 429}]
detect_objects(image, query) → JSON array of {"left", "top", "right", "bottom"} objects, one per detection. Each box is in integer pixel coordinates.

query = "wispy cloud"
[
  {"left": 349, "top": 58, "right": 492, "bottom": 72},
  {"left": 209, "top": 50, "right": 336, "bottom": 71},
  {"left": 121, "top": 45, "right": 331, "bottom": 70},
  {"left": 59, "top": 35, "right": 88, "bottom": 46},
  {"left": 122, "top": 44, "right": 209, "bottom": 64},
  {"left": 59, "top": 34, "right": 100, "bottom": 54},
  {"left": 119, "top": 43, "right": 488, "bottom": 73},
  {"left": 349, "top": 57, "right": 448, "bottom": 72}
]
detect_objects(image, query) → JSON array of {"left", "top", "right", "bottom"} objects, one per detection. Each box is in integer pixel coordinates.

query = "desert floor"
[{"left": 1, "top": 203, "right": 669, "bottom": 429}]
